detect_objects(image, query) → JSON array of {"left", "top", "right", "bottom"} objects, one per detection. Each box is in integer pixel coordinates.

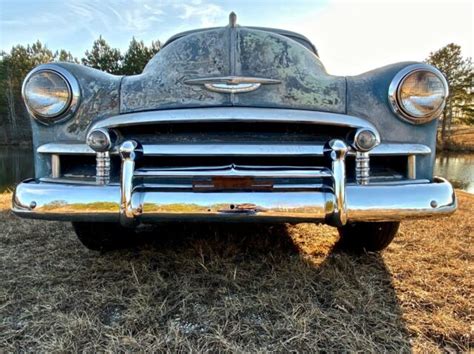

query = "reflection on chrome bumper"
[{"left": 12, "top": 177, "right": 456, "bottom": 224}]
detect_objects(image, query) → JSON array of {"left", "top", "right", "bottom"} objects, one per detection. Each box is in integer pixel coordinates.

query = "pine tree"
[
  {"left": 81, "top": 36, "right": 122, "bottom": 74},
  {"left": 426, "top": 44, "right": 474, "bottom": 143},
  {"left": 121, "top": 38, "right": 160, "bottom": 75},
  {"left": 0, "top": 41, "right": 56, "bottom": 143},
  {"left": 56, "top": 49, "right": 79, "bottom": 63}
]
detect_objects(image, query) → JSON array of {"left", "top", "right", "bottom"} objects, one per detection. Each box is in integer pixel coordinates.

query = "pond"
[
  {"left": 434, "top": 152, "right": 474, "bottom": 193},
  {"left": 0, "top": 146, "right": 473, "bottom": 194}
]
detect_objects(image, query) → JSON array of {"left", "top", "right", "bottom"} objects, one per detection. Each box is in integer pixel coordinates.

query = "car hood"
[{"left": 120, "top": 25, "right": 346, "bottom": 114}]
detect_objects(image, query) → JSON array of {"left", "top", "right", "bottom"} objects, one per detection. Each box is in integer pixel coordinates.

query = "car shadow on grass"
[
  {"left": 88, "top": 222, "right": 412, "bottom": 351},
  {"left": 1, "top": 217, "right": 411, "bottom": 351}
]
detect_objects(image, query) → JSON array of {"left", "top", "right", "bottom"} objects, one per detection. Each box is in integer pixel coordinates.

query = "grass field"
[{"left": 0, "top": 191, "right": 472, "bottom": 352}]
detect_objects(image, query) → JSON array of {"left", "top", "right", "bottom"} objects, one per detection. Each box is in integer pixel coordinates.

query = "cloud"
[
  {"left": 175, "top": 0, "right": 226, "bottom": 27},
  {"left": 65, "top": 0, "right": 166, "bottom": 35}
]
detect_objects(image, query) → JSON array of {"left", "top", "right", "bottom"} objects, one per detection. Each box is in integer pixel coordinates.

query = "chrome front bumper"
[
  {"left": 12, "top": 176, "right": 456, "bottom": 225},
  {"left": 12, "top": 137, "right": 456, "bottom": 228}
]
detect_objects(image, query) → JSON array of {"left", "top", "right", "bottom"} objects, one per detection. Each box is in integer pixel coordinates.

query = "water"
[
  {"left": 0, "top": 147, "right": 473, "bottom": 193},
  {"left": 434, "top": 152, "right": 474, "bottom": 194}
]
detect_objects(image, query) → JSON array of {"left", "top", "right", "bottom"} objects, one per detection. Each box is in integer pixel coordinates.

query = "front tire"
[
  {"left": 72, "top": 222, "right": 135, "bottom": 251},
  {"left": 336, "top": 221, "right": 400, "bottom": 252}
]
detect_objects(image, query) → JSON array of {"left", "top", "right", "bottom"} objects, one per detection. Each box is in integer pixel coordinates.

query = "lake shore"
[{"left": 437, "top": 126, "right": 474, "bottom": 152}]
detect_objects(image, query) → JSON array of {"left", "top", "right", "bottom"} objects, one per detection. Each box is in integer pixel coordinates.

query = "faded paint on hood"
[{"left": 120, "top": 26, "right": 346, "bottom": 114}]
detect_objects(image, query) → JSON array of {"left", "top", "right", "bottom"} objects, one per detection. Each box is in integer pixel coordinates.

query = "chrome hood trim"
[
  {"left": 184, "top": 76, "right": 281, "bottom": 93},
  {"left": 90, "top": 107, "right": 379, "bottom": 135}
]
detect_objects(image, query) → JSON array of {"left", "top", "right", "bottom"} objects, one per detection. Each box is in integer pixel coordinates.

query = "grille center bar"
[
  {"left": 117, "top": 139, "right": 349, "bottom": 227},
  {"left": 134, "top": 164, "right": 333, "bottom": 179}
]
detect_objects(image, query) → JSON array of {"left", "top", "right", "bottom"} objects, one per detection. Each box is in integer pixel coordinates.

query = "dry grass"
[{"left": 0, "top": 191, "right": 472, "bottom": 352}]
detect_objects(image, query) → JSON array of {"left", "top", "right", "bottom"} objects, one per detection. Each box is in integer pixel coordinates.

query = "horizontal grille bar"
[
  {"left": 134, "top": 164, "right": 332, "bottom": 178},
  {"left": 38, "top": 143, "right": 431, "bottom": 156}
]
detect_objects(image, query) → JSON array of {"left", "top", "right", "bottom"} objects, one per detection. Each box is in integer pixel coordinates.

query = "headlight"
[
  {"left": 388, "top": 64, "right": 448, "bottom": 124},
  {"left": 22, "top": 65, "right": 80, "bottom": 125}
]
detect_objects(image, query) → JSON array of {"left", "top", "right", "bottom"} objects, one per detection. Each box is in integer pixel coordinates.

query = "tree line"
[
  {"left": 0, "top": 36, "right": 161, "bottom": 145},
  {"left": 426, "top": 43, "right": 473, "bottom": 145},
  {"left": 0, "top": 38, "right": 472, "bottom": 146}
]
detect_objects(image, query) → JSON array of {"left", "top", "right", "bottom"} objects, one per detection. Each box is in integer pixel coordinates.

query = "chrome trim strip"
[
  {"left": 38, "top": 143, "right": 96, "bottom": 155},
  {"left": 40, "top": 177, "right": 104, "bottom": 185},
  {"left": 140, "top": 144, "right": 326, "bottom": 157},
  {"left": 143, "top": 182, "right": 328, "bottom": 191},
  {"left": 184, "top": 76, "right": 281, "bottom": 92},
  {"left": 134, "top": 165, "right": 332, "bottom": 178},
  {"left": 370, "top": 143, "right": 431, "bottom": 156},
  {"left": 37, "top": 142, "right": 431, "bottom": 157},
  {"left": 203, "top": 82, "right": 262, "bottom": 93},
  {"left": 89, "top": 107, "right": 380, "bottom": 137},
  {"left": 12, "top": 177, "right": 456, "bottom": 223},
  {"left": 185, "top": 76, "right": 281, "bottom": 85}
]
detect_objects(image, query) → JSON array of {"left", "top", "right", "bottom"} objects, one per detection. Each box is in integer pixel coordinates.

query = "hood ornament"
[
  {"left": 184, "top": 76, "right": 281, "bottom": 94},
  {"left": 229, "top": 11, "right": 237, "bottom": 28}
]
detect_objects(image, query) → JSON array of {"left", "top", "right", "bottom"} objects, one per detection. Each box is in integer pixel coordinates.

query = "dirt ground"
[{"left": 0, "top": 191, "right": 472, "bottom": 352}]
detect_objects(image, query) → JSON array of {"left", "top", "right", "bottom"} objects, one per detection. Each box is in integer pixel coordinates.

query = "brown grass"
[
  {"left": 0, "top": 191, "right": 472, "bottom": 352},
  {"left": 440, "top": 126, "right": 474, "bottom": 151}
]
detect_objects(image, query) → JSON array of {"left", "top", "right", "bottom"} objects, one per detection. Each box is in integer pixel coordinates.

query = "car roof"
[{"left": 163, "top": 26, "right": 319, "bottom": 56}]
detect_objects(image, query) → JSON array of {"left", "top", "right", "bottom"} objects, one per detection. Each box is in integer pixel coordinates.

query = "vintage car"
[{"left": 13, "top": 13, "right": 456, "bottom": 251}]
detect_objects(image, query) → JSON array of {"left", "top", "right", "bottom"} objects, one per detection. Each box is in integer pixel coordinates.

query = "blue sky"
[{"left": 0, "top": 0, "right": 472, "bottom": 75}]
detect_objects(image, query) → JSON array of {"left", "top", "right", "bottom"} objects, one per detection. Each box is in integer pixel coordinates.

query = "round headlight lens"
[
  {"left": 398, "top": 71, "right": 446, "bottom": 118},
  {"left": 389, "top": 65, "right": 448, "bottom": 124},
  {"left": 23, "top": 70, "right": 72, "bottom": 121}
]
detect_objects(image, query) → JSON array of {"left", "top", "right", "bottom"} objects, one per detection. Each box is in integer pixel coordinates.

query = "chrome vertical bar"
[
  {"left": 119, "top": 140, "right": 143, "bottom": 227},
  {"left": 324, "top": 139, "right": 348, "bottom": 226},
  {"left": 407, "top": 155, "right": 416, "bottom": 179},
  {"left": 355, "top": 152, "right": 370, "bottom": 185},
  {"left": 96, "top": 152, "right": 110, "bottom": 185},
  {"left": 51, "top": 154, "right": 61, "bottom": 178}
]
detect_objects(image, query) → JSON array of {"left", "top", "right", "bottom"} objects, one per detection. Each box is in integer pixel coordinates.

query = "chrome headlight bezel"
[
  {"left": 388, "top": 64, "right": 448, "bottom": 125},
  {"left": 22, "top": 64, "right": 80, "bottom": 125}
]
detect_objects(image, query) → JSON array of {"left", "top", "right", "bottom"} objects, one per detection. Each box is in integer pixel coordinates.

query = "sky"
[{"left": 0, "top": 0, "right": 472, "bottom": 75}]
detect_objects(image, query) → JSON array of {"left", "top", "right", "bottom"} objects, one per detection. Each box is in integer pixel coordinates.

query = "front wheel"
[
  {"left": 336, "top": 221, "right": 400, "bottom": 252},
  {"left": 72, "top": 222, "right": 135, "bottom": 251}
]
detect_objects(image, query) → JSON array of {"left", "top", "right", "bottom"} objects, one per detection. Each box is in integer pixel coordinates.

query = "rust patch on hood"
[{"left": 120, "top": 25, "right": 345, "bottom": 114}]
